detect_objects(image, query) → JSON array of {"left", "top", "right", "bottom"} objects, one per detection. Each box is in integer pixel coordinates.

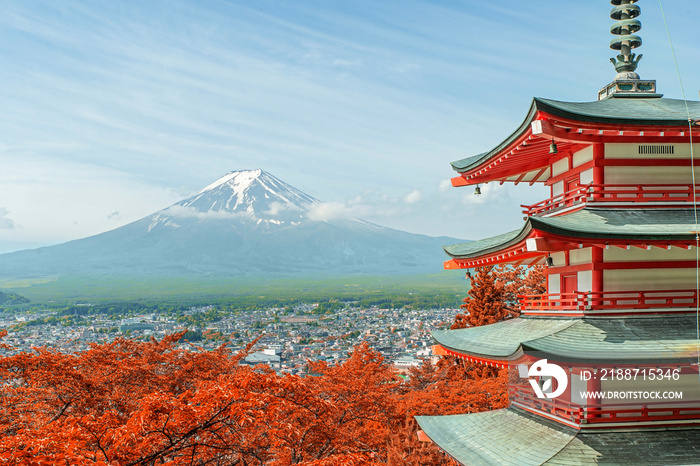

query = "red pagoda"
[{"left": 416, "top": 1, "right": 700, "bottom": 464}]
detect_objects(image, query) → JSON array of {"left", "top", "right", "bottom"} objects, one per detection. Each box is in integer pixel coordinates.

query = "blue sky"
[{"left": 0, "top": 0, "right": 697, "bottom": 253}]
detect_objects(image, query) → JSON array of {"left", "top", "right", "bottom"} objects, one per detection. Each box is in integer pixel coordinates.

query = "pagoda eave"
[
  {"left": 450, "top": 97, "right": 700, "bottom": 187},
  {"left": 431, "top": 316, "right": 700, "bottom": 364},
  {"left": 444, "top": 208, "right": 700, "bottom": 269},
  {"left": 431, "top": 318, "right": 576, "bottom": 362},
  {"left": 433, "top": 345, "right": 514, "bottom": 368},
  {"left": 416, "top": 408, "right": 700, "bottom": 465}
]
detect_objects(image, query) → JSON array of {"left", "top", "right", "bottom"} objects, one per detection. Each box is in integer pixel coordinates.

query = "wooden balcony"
[
  {"left": 521, "top": 185, "right": 590, "bottom": 216},
  {"left": 510, "top": 385, "right": 700, "bottom": 427},
  {"left": 519, "top": 289, "right": 697, "bottom": 315},
  {"left": 522, "top": 184, "right": 700, "bottom": 217},
  {"left": 510, "top": 385, "right": 583, "bottom": 425}
]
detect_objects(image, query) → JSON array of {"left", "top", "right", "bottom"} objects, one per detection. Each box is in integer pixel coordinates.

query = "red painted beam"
[{"left": 451, "top": 175, "right": 469, "bottom": 187}]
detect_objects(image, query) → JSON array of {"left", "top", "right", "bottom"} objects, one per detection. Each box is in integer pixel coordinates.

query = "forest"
[{"left": 0, "top": 265, "right": 542, "bottom": 465}]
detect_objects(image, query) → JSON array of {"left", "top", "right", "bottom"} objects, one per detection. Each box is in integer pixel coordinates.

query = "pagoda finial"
[
  {"left": 598, "top": 0, "right": 659, "bottom": 100},
  {"left": 609, "top": 0, "right": 643, "bottom": 80}
]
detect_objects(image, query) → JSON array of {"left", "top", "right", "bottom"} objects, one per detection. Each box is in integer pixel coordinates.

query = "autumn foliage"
[
  {"left": 0, "top": 331, "right": 507, "bottom": 465},
  {"left": 0, "top": 265, "right": 541, "bottom": 464},
  {"left": 452, "top": 265, "right": 545, "bottom": 329}
]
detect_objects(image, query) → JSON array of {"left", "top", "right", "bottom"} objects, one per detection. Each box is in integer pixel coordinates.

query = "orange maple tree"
[
  {"left": 0, "top": 265, "right": 540, "bottom": 464},
  {"left": 0, "top": 333, "right": 507, "bottom": 465},
  {"left": 452, "top": 264, "right": 545, "bottom": 329}
]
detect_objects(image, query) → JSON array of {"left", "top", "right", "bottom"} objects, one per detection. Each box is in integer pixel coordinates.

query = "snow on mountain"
[
  {"left": 149, "top": 170, "right": 321, "bottom": 229},
  {"left": 0, "top": 170, "right": 462, "bottom": 278}
]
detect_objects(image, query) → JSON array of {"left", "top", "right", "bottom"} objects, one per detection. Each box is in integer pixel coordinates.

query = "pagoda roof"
[
  {"left": 416, "top": 409, "right": 575, "bottom": 465},
  {"left": 416, "top": 408, "right": 700, "bottom": 465},
  {"left": 533, "top": 96, "right": 699, "bottom": 126},
  {"left": 432, "top": 315, "right": 699, "bottom": 363},
  {"left": 431, "top": 318, "right": 576, "bottom": 360},
  {"left": 450, "top": 96, "right": 700, "bottom": 186},
  {"left": 444, "top": 208, "right": 699, "bottom": 265}
]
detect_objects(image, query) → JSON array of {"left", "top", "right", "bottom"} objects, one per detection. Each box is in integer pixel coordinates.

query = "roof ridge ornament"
[{"left": 598, "top": 0, "right": 661, "bottom": 100}]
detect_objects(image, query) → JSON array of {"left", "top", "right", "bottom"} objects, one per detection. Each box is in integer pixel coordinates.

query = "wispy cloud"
[
  {"left": 264, "top": 201, "right": 302, "bottom": 216},
  {"left": 307, "top": 189, "right": 421, "bottom": 222},
  {"left": 0, "top": 208, "right": 15, "bottom": 229},
  {"left": 163, "top": 205, "right": 247, "bottom": 220},
  {"left": 0, "top": 0, "right": 696, "bottom": 250}
]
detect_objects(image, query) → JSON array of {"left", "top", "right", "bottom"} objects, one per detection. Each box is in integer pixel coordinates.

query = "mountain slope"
[{"left": 0, "top": 170, "right": 462, "bottom": 278}]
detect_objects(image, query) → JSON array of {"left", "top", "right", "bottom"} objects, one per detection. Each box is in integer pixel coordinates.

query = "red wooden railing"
[
  {"left": 510, "top": 386, "right": 583, "bottom": 423},
  {"left": 519, "top": 289, "right": 697, "bottom": 313},
  {"left": 522, "top": 183, "right": 700, "bottom": 216},
  {"left": 521, "top": 185, "right": 590, "bottom": 216},
  {"left": 582, "top": 402, "right": 700, "bottom": 424},
  {"left": 518, "top": 292, "right": 584, "bottom": 311},
  {"left": 588, "top": 183, "right": 700, "bottom": 203},
  {"left": 510, "top": 386, "right": 700, "bottom": 425}
]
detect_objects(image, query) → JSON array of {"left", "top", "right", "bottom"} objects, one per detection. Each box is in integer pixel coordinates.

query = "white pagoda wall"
[
  {"left": 604, "top": 247, "right": 694, "bottom": 261},
  {"left": 573, "top": 145, "right": 593, "bottom": 167},
  {"left": 600, "top": 374, "right": 700, "bottom": 407},
  {"left": 605, "top": 143, "right": 700, "bottom": 159},
  {"left": 604, "top": 269, "right": 695, "bottom": 292},
  {"left": 545, "top": 247, "right": 696, "bottom": 294},
  {"left": 604, "top": 143, "right": 700, "bottom": 184},
  {"left": 603, "top": 247, "right": 695, "bottom": 292}
]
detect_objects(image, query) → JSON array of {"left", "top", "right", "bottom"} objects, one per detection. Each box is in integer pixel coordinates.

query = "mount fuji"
[{"left": 0, "top": 170, "right": 462, "bottom": 278}]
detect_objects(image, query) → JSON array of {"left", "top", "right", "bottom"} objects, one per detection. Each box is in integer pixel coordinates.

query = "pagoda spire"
[
  {"left": 598, "top": 0, "right": 660, "bottom": 100},
  {"left": 609, "top": 0, "right": 643, "bottom": 80}
]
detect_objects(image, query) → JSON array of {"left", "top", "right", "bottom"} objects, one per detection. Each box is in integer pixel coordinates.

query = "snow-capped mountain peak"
[
  {"left": 0, "top": 169, "right": 463, "bottom": 278},
  {"left": 159, "top": 169, "right": 319, "bottom": 227},
  {"left": 196, "top": 169, "right": 263, "bottom": 196}
]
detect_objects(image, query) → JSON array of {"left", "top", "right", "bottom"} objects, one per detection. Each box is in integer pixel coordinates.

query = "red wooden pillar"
[
  {"left": 592, "top": 143, "right": 605, "bottom": 200},
  {"left": 590, "top": 143, "right": 605, "bottom": 309},
  {"left": 587, "top": 370, "right": 603, "bottom": 420},
  {"left": 591, "top": 248, "right": 604, "bottom": 308},
  {"left": 592, "top": 143, "right": 604, "bottom": 183}
]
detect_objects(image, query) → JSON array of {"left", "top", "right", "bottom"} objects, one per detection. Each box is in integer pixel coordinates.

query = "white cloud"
[
  {"left": 163, "top": 205, "right": 246, "bottom": 220},
  {"left": 307, "top": 188, "right": 425, "bottom": 221},
  {"left": 0, "top": 208, "right": 15, "bottom": 229},
  {"left": 306, "top": 201, "right": 352, "bottom": 221},
  {"left": 460, "top": 182, "right": 500, "bottom": 205},
  {"left": 264, "top": 201, "right": 301, "bottom": 216},
  {"left": 403, "top": 189, "right": 422, "bottom": 204},
  {"left": 438, "top": 179, "right": 452, "bottom": 192}
]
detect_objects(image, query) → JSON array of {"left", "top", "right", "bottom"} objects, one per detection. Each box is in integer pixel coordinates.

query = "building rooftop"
[
  {"left": 432, "top": 315, "right": 700, "bottom": 363},
  {"left": 417, "top": 408, "right": 700, "bottom": 465},
  {"left": 451, "top": 97, "right": 700, "bottom": 174},
  {"left": 432, "top": 318, "right": 575, "bottom": 360},
  {"left": 444, "top": 208, "right": 700, "bottom": 261}
]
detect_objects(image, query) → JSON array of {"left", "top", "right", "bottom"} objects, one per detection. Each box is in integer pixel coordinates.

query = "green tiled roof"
[
  {"left": 546, "top": 428, "right": 700, "bottom": 465},
  {"left": 417, "top": 408, "right": 700, "bottom": 465},
  {"left": 524, "top": 315, "right": 699, "bottom": 363},
  {"left": 531, "top": 208, "right": 700, "bottom": 240},
  {"left": 451, "top": 97, "right": 700, "bottom": 173},
  {"left": 536, "top": 96, "right": 700, "bottom": 126},
  {"left": 444, "top": 208, "right": 699, "bottom": 260},
  {"left": 431, "top": 318, "right": 576, "bottom": 359},
  {"left": 451, "top": 152, "right": 489, "bottom": 171},
  {"left": 416, "top": 408, "right": 577, "bottom": 465},
  {"left": 432, "top": 316, "right": 699, "bottom": 362},
  {"left": 443, "top": 229, "right": 523, "bottom": 258}
]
